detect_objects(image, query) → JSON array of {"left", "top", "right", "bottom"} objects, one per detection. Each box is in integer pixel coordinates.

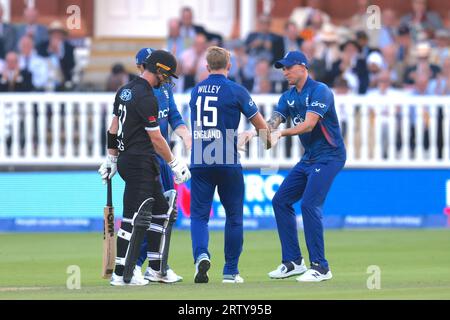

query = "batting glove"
[
  {"left": 237, "top": 130, "right": 257, "bottom": 152},
  {"left": 270, "top": 130, "right": 282, "bottom": 148},
  {"left": 98, "top": 154, "right": 118, "bottom": 184},
  {"left": 169, "top": 157, "right": 191, "bottom": 184}
]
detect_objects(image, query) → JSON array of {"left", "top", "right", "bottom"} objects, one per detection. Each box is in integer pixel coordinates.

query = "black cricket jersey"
[{"left": 112, "top": 77, "right": 160, "bottom": 155}]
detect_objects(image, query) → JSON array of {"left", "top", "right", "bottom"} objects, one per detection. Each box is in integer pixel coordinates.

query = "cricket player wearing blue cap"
[
  {"left": 134, "top": 48, "right": 191, "bottom": 283},
  {"left": 242, "top": 51, "right": 346, "bottom": 282}
]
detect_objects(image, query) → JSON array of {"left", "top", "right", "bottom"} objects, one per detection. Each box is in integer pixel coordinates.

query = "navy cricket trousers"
[
  {"left": 190, "top": 167, "right": 244, "bottom": 276},
  {"left": 272, "top": 160, "right": 345, "bottom": 269}
]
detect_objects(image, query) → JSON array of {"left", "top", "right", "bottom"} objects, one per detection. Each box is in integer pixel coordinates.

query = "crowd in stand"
[
  {"left": 1, "top": 0, "right": 448, "bottom": 160},
  {"left": 160, "top": 0, "right": 450, "bottom": 98},
  {"left": 0, "top": 5, "right": 75, "bottom": 92},
  {"left": 2, "top": 0, "right": 450, "bottom": 98}
]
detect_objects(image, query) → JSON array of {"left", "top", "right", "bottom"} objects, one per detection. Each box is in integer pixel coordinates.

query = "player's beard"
[{"left": 288, "top": 77, "right": 299, "bottom": 87}]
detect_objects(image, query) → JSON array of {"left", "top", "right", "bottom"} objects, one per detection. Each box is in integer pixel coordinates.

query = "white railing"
[{"left": 0, "top": 93, "right": 449, "bottom": 168}]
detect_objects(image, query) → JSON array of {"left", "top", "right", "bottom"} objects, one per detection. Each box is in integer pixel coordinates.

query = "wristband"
[{"left": 107, "top": 131, "right": 118, "bottom": 149}]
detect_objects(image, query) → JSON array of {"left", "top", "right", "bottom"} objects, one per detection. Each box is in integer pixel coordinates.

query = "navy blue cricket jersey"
[
  {"left": 153, "top": 83, "right": 185, "bottom": 166},
  {"left": 275, "top": 76, "right": 346, "bottom": 162},
  {"left": 189, "top": 74, "right": 258, "bottom": 168},
  {"left": 154, "top": 83, "right": 185, "bottom": 143}
]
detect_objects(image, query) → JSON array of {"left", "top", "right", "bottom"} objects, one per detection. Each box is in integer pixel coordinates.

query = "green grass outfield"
[{"left": 0, "top": 230, "right": 449, "bottom": 300}]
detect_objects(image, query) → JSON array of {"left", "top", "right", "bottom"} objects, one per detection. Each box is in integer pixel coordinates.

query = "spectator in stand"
[
  {"left": 283, "top": 21, "right": 303, "bottom": 55},
  {"left": 0, "top": 4, "right": 17, "bottom": 59},
  {"left": 347, "top": 0, "right": 380, "bottom": 48},
  {"left": 430, "top": 29, "right": 450, "bottom": 65},
  {"left": 227, "top": 39, "right": 253, "bottom": 91},
  {"left": 328, "top": 40, "right": 369, "bottom": 94},
  {"left": 250, "top": 58, "right": 273, "bottom": 94},
  {"left": 300, "top": 40, "right": 316, "bottom": 62},
  {"left": 411, "top": 62, "right": 433, "bottom": 96},
  {"left": 366, "top": 51, "right": 384, "bottom": 88},
  {"left": 301, "top": 9, "right": 326, "bottom": 41},
  {"left": 179, "top": 6, "right": 222, "bottom": 48},
  {"left": 400, "top": 0, "right": 443, "bottom": 43},
  {"left": 404, "top": 42, "right": 441, "bottom": 85},
  {"left": 167, "top": 18, "right": 184, "bottom": 60},
  {"left": 289, "top": 0, "right": 330, "bottom": 33},
  {"left": 381, "top": 44, "right": 406, "bottom": 88},
  {"left": 16, "top": 6, "right": 48, "bottom": 49},
  {"left": 428, "top": 56, "right": 450, "bottom": 95},
  {"left": 0, "top": 51, "right": 33, "bottom": 92},
  {"left": 356, "top": 30, "right": 379, "bottom": 60},
  {"left": 179, "top": 32, "right": 208, "bottom": 91},
  {"left": 37, "top": 21, "right": 75, "bottom": 91},
  {"left": 314, "top": 25, "right": 341, "bottom": 84},
  {"left": 300, "top": 39, "right": 324, "bottom": 82},
  {"left": 17, "top": 35, "right": 49, "bottom": 91},
  {"left": 379, "top": 9, "right": 398, "bottom": 49},
  {"left": 179, "top": 6, "right": 202, "bottom": 49},
  {"left": 396, "top": 25, "right": 417, "bottom": 81},
  {"left": 258, "top": 77, "right": 274, "bottom": 94},
  {"left": 105, "top": 63, "right": 135, "bottom": 92},
  {"left": 245, "top": 14, "right": 284, "bottom": 65}
]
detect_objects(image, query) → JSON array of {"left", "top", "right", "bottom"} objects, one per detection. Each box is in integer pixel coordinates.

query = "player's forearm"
[
  {"left": 175, "top": 125, "right": 192, "bottom": 150},
  {"left": 151, "top": 134, "right": 175, "bottom": 163},
  {"left": 266, "top": 113, "right": 283, "bottom": 131},
  {"left": 281, "top": 122, "right": 314, "bottom": 137},
  {"left": 175, "top": 125, "right": 191, "bottom": 141},
  {"left": 108, "top": 117, "right": 119, "bottom": 135},
  {"left": 281, "top": 113, "right": 320, "bottom": 137}
]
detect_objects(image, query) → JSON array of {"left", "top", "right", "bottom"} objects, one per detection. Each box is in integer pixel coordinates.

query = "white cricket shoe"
[
  {"left": 110, "top": 271, "right": 149, "bottom": 286},
  {"left": 296, "top": 264, "right": 332, "bottom": 282},
  {"left": 222, "top": 274, "right": 244, "bottom": 283},
  {"left": 144, "top": 267, "right": 183, "bottom": 283},
  {"left": 133, "top": 265, "right": 147, "bottom": 282},
  {"left": 194, "top": 253, "right": 211, "bottom": 283},
  {"left": 268, "top": 258, "right": 307, "bottom": 279}
]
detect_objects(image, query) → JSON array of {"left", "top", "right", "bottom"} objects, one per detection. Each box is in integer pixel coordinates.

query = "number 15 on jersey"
[{"left": 195, "top": 96, "right": 218, "bottom": 127}]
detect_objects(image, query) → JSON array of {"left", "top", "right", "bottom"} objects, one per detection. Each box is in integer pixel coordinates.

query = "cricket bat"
[{"left": 102, "top": 169, "right": 116, "bottom": 279}]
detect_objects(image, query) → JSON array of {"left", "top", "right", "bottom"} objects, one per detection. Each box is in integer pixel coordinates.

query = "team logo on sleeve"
[
  {"left": 120, "top": 89, "right": 132, "bottom": 101},
  {"left": 311, "top": 100, "right": 326, "bottom": 109},
  {"left": 148, "top": 116, "right": 157, "bottom": 123},
  {"left": 249, "top": 99, "right": 255, "bottom": 107},
  {"left": 163, "top": 88, "right": 169, "bottom": 99}
]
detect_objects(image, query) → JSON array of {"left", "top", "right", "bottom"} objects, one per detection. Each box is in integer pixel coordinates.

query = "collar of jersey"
[
  {"left": 208, "top": 74, "right": 226, "bottom": 78},
  {"left": 137, "top": 76, "right": 152, "bottom": 89}
]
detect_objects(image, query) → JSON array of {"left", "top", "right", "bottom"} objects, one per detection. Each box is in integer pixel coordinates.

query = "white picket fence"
[{"left": 0, "top": 93, "right": 449, "bottom": 168}]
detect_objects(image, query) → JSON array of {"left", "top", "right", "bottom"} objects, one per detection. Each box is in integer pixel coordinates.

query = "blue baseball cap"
[
  {"left": 274, "top": 51, "right": 308, "bottom": 69},
  {"left": 136, "top": 48, "right": 153, "bottom": 65}
]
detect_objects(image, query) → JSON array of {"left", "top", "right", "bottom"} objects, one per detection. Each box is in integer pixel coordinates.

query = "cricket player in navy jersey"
[
  {"left": 243, "top": 51, "right": 346, "bottom": 282},
  {"left": 189, "top": 46, "right": 270, "bottom": 283},
  {"left": 133, "top": 48, "right": 191, "bottom": 283}
]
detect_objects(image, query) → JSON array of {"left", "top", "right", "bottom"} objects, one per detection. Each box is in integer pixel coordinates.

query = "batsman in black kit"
[{"left": 98, "top": 50, "right": 191, "bottom": 286}]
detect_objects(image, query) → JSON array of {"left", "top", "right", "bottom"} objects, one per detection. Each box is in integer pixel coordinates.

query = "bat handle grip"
[{"left": 107, "top": 168, "right": 112, "bottom": 207}]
